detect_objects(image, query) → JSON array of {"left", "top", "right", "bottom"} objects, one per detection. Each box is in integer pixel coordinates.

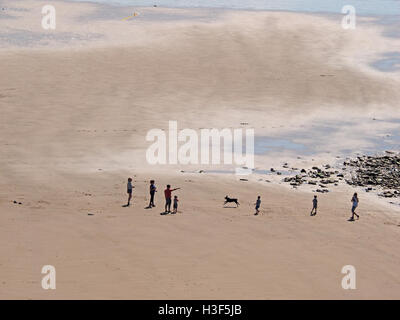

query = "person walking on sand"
[
  {"left": 164, "top": 185, "right": 180, "bottom": 213},
  {"left": 125, "top": 178, "right": 134, "bottom": 207},
  {"left": 172, "top": 195, "right": 179, "bottom": 214},
  {"left": 349, "top": 192, "right": 359, "bottom": 221},
  {"left": 254, "top": 196, "right": 261, "bottom": 215},
  {"left": 310, "top": 195, "right": 318, "bottom": 216},
  {"left": 147, "top": 180, "right": 157, "bottom": 208}
]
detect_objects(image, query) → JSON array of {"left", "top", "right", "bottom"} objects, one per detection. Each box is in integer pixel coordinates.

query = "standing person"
[
  {"left": 310, "top": 195, "right": 318, "bottom": 216},
  {"left": 148, "top": 180, "right": 157, "bottom": 208},
  {"left": 172, "top": 195, "right": 179, "bottom": 214},
  {"left": 164, "top": 185, "right": 180, "bottom": 213},
  {"left": 254, "top": 196, "right": 261, "bottom": 215},
  {"left": 350, "top": 193, "right": 359, "bottom": 221},
  {"left": 125, "top": 178, "right": 134, "bottom": 207}
]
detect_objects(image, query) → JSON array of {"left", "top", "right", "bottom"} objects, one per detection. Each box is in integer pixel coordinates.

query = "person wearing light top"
[
  {"left": 350, "top": 193, "right": 359, "bottom": 221},
  {"left": 172, "top": 195, "right": 179, "bottom": 214}
]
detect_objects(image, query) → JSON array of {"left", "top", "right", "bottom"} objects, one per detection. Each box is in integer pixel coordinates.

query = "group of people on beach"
[
  {"left": 125, "top": 178, "right": 360, "bottom": 220},
  {"left": 310, "top": 193, "right": 360, "bottom": 221},
  {"left": 125, "top": 178, "right": 180, "bottom": 214}
]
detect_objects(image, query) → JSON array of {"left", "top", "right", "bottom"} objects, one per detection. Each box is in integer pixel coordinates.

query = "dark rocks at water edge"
[
  {"left": 343, "top": 153, "right": 400, "bottom": 198},
  {"left": 279, "top": 152, "right": 400, "bottom": 198},
  {"left": 282, "top": 166, "right": 341, "bottom": 189}
]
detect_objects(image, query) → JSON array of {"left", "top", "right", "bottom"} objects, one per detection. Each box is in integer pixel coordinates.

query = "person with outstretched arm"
[{"left": 164, "top": 185, "right": 180, "bottom": 213}]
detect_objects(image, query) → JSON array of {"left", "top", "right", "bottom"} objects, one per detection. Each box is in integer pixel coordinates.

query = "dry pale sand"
[{"left": 1, "top": 0, "right": 400, "bottom": 299}]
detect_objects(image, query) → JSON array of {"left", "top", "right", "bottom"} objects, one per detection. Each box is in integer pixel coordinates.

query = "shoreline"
[
  {"left": 1, "top": 1, "right": 400, "bottom": 78},
  {"left": 49, "top": 0, "right": 400, "bottom": 16}
]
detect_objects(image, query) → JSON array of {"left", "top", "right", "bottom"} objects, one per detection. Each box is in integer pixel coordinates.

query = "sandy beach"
[{"left": 1, "top": 0, "right": 400, "bottom": 299}]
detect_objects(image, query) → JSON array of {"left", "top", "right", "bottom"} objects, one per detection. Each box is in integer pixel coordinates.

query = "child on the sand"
[
  {"left": 350, "top": 193, "right": 359, "bottom": 221},
  {"left": 310, "top": 195, "right": 318, "bottom": 216},
  {"left": 126, "top": 178, "right": 134, "bottom": 207},
  {"left": 164, "top": 185, "right": 180, "bottom": 213},
  {"left": 172, "top": 195, "right": 179, "bottom": 214},
  {"left": 148, "top": 180, "right": 156, "bottom": 208},
  {"left": 254, "top": 196, "right": 261, "bottom": 215}
]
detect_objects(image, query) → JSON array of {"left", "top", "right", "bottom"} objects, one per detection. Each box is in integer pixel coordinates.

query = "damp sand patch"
[
  {"left": 0, "top": 29, "right": 103, "bottom": 48},
  {"left": 371, "top": 52, "right": 400, "bottom": 72}
]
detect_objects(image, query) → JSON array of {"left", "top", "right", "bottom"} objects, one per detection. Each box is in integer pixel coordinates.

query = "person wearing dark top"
[
  {"left": 310, "top": 195, "right": 318, "bottom": 216},
  {"left": 148, "top": 180, "right": 157, "bottom": 208},
  {"left": 126, "top": 178, "right": 134, "bottom": 207}
]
